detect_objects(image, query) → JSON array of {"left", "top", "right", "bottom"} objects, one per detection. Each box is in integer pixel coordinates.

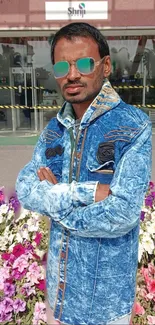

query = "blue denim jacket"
[{"left": 16, "top": 81, "right": 152, "bottom": 325}]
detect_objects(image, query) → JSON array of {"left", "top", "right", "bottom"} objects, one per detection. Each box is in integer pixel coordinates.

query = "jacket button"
[
  {"left": 61, "top": 252, "right": 66, "bottom": 259},
  {"left": 59, "top": 282, "right": 64, "bottom": 290},
  {"left": 76, "top": 152, "right": 81, "bottom": 159}
]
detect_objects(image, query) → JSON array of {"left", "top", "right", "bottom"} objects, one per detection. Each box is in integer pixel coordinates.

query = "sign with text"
[{"left": 45, "top": 1, "right": 108, "bottom": 20}]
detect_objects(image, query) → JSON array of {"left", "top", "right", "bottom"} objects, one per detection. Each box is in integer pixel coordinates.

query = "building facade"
[{"left": 0, "top": 0, "right": 155, "bottom": 132}]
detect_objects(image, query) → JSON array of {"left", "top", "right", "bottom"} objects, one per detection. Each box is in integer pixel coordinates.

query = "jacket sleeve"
[
  {"left": 15, "top": 129, "right": 98, "bottom": 216},
  {"left": 54, "top": 120, "right": 152, "bottom": 238}
]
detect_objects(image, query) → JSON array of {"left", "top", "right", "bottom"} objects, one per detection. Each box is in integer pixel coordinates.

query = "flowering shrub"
[
  {"left": 0, "top": 182, "right": 155, "bottom": 325},
  {"left": 0, "top": 189, "right": 48, "bottom": 325},
  {"left": 133, "top": 181, "right": 155, "bottom": 325}
]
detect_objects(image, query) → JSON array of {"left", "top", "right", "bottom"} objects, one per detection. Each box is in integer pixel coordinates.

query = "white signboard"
[{"left": 45, "top": 1, "right": 108, "bottom": 20}]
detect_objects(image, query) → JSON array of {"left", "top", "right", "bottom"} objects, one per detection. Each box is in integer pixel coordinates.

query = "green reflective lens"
[
  {"left": 76, "top": 57, "right": 95, "bottom": 74},
  {"left": 53, "top": 61, "right": 69, "bottom": 78}
]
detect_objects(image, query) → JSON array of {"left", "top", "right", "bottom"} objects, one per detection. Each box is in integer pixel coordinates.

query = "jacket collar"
[{"left": 57, "top": 80, "right": 120, "bottom": 129}]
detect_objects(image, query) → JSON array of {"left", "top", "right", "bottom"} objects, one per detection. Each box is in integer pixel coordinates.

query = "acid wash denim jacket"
[{"left": 16, "top": 80, "right": 152, "bottom": 325}]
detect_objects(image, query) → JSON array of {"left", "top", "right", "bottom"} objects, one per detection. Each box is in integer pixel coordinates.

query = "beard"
[{"left": 62, "top": 87, "right": 101, "bottom": 104}]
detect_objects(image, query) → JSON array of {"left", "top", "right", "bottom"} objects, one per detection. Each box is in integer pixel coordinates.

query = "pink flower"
[
  {"left": 34, "top": 302, "right": 45, "bottom": 314},
  {"left": 1, "top": 253, "right": 11, "bottom": 261},
  {"left": 148, "top": 263, "right": 155, "bottom": 276},
  {"left": 139, "top": 288, "right": 147, "bottom": 299},
  {"left": 12, "top": 268, "right": 27, "bottom": 280},
  {"left": 134, "top": 302, "right": 145, "bottom": 315},
  {"left": 147, "top": 279, "right": 155, "bottom": 294},
  {"left": 13, "top": 244, "right": 26, "bottom": 258},
  {"left": 147, "top": 315, "right": 155, "bottom": 325},
  {"left": 35, "top": 279, "right": 46, "bottom": 291},
  {"left": 21, "top": 283, "right": 36, "bottom": 296},
  {"left": 0, "top": 267, "right": 10, "bottom": 290},
  {"left": 34, "top": 232, "right": 42, "bottom": 246},
  {"left": 146, "top": 293, "right": 155, "bottom": 300},
  {"left": 33, "top": 302, "right": 47, "bottom": 325},
  {"left": 149, "top": 181, "right": 155, "bottom": 189},
  {"left": 13, "top": 255, "right": 29, "bottom": 273},
  {"left": 27, "top": 262, "right": 41, "bottom": 284},
  {"left": 141, "top": 267, "right": 149, "bottom": 281},
  {"left": 29, "top": 262, "right": 40, "bottom": 274},
  {"left": 13, "top": 299, "right": 26, "bottom": 313}
]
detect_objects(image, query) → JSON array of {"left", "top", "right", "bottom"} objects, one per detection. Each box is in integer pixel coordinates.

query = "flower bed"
[
  {"left": 0, "top": 183, "right": 155, "bottom": 325},
  {"left": 0, "top": 189, "right": 48, "bottom": 325},
  {"left": 132, "top": 181, "right": 155, "bottom": 325}
]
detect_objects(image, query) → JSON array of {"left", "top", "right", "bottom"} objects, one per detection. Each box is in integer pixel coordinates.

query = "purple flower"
[
  {"left": 2, "top": 297, "right": 13, "bottom": 313},
  {"left": 9, "top": 194, "right": 20, "bottom": 212},
  {"left": 4, "top": 282, "right": 16, "bottom": 297},
  {"left": 0, "top": 310, "right": 12, "bottom": 322},
  {"left": 151, "top": 191, "right": 155, "bottom": 198},
  {"left": 21, "top": 283, "right": 36, "bottom": 296},
  {"left": 140, "top": 211, "right": 145, "bottom": 221},
  {"left": 145, "top": 195, "right": 153, "bottom": 208},
  {"left": 13, "top": 299, "right": 26, "bottom": 313}
]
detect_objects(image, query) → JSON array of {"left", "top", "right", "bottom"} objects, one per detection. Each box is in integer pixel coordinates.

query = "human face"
[{"left": 53, "top": 37, "right": 111, "bottom": 105}]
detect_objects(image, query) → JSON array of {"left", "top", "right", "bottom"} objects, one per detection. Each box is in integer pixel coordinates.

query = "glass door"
[{"left": 9, "top": 67, "right": 38, "bottom": 131}]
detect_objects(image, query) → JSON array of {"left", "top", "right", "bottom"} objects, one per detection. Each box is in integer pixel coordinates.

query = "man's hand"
[
  {"left": 95, "top": 183, "right": 111, "bottom": 202},
  {"left": 37, "top": 167, "right": 58, "bottom": 184}
]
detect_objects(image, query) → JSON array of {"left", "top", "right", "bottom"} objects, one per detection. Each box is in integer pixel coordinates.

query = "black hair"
[{"left": 50, "top": 22, "right": 109, "bottom": 64}]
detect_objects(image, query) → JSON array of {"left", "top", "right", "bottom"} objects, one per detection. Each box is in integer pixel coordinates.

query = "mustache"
[{"left": 63, "top": 82, "right": 86, "bottom": 90}]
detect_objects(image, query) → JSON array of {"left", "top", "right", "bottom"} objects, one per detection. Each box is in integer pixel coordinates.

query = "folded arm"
[
  {"left": 51, "top": 121, "right": 152, "bottom": 238},
  {"left": 16, "top": 129, "right": 101, "bottom": 216}
]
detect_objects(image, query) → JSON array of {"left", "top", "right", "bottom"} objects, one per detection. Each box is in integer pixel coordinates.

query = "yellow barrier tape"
[
  {"left": 0, "top": 85, "right": 155, "bottom": 90},
  {"left": 0, "top": 105, "right": 61, "bottom": 109},
  {"left": 0, "top": 86, "right": 45, "bottom": 90},
  {"left": 0, "top": 105, "right": 155, "bottom": 110}
]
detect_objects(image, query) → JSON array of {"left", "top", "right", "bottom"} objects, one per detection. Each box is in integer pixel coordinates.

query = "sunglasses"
[{"left": 53, "top": 57, "right": 104, "bottom": 79}]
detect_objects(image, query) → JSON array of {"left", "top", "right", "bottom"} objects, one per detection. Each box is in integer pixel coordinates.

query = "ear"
[{"left": 103, "top": 56, "right": 111, "bottom": 78}]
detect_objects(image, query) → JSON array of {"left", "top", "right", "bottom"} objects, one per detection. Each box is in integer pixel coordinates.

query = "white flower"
[
  {"left": 0, "top": 214, "right": 4, "bottom": 223},
  {"left": 32, "top": 241, "right": 37, "bottom": 248},
  {"left": 16, "top": 232, "right": 23, "bottom": 243},
  {"left": 138, "top": 243, "right": 144, "bottom": 262},
  {"left": 142, "top": 233, "right": 154, "bottom": 254},
  {"left": 8, "top": 242, "right": 16, "bottom": 252},
  {"left": 8, "top": 233, "right": 15, "bottom": 244},
  {"left": 151, "top": 211, "right": 155, "bottom": 221},
  {"left": 16, "top": 208, "right": 30, "bottom": 221},
  {"left": 141, "top": 206, "right": 151, "bottom": 213},
  {"left": 0, "top": 237, "right": 7, "bottom": 250},
  {"left": 0, "top": 204, "right": 8, "bottom": 215},
  {"left": 3, "top": 225, "right": 11, "bottom": 236},
  {"left": 21, "top": 230, "right": 29, "bottom": 240},
  {"left": 7, "top": 209, "right": 14, "bottom": 220},
  {"left": 27, "top": 218, "right": 39, "bottom": 232},
  {"left": 31, "top": 211, "right": 41, "bottom": 220},
  {"left": 35, "top": 248, "right": 45, "bottom": 260},
  {"left": 146, "top": 222, "right": 155, "bottom": 235}
]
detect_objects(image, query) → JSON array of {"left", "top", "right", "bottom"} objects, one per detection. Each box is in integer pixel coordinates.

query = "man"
[{"left": 16, "top": 23, "right": 152, "bottom": 325}]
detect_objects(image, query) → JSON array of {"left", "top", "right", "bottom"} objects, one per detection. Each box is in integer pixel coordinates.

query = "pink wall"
[{"left": 0, "top": 0, "right": 155, "bottom": 29}]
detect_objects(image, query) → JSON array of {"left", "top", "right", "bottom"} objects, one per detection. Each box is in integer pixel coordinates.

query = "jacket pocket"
[{"left": 86, "top": 157, "right": 114, "bottom": 184}]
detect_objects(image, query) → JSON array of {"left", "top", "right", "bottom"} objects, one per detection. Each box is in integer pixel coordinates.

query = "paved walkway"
[{"left": 0, "top": 134, "right": 155, "bottom": 189}]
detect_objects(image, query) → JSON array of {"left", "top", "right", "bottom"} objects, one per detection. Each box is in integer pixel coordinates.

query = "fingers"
[
  {"left": 37, "top": 167, "right": 58, "bottom": 184},
  {"left": 37, "top": 169, "right": 46, "bottom": 181}
]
